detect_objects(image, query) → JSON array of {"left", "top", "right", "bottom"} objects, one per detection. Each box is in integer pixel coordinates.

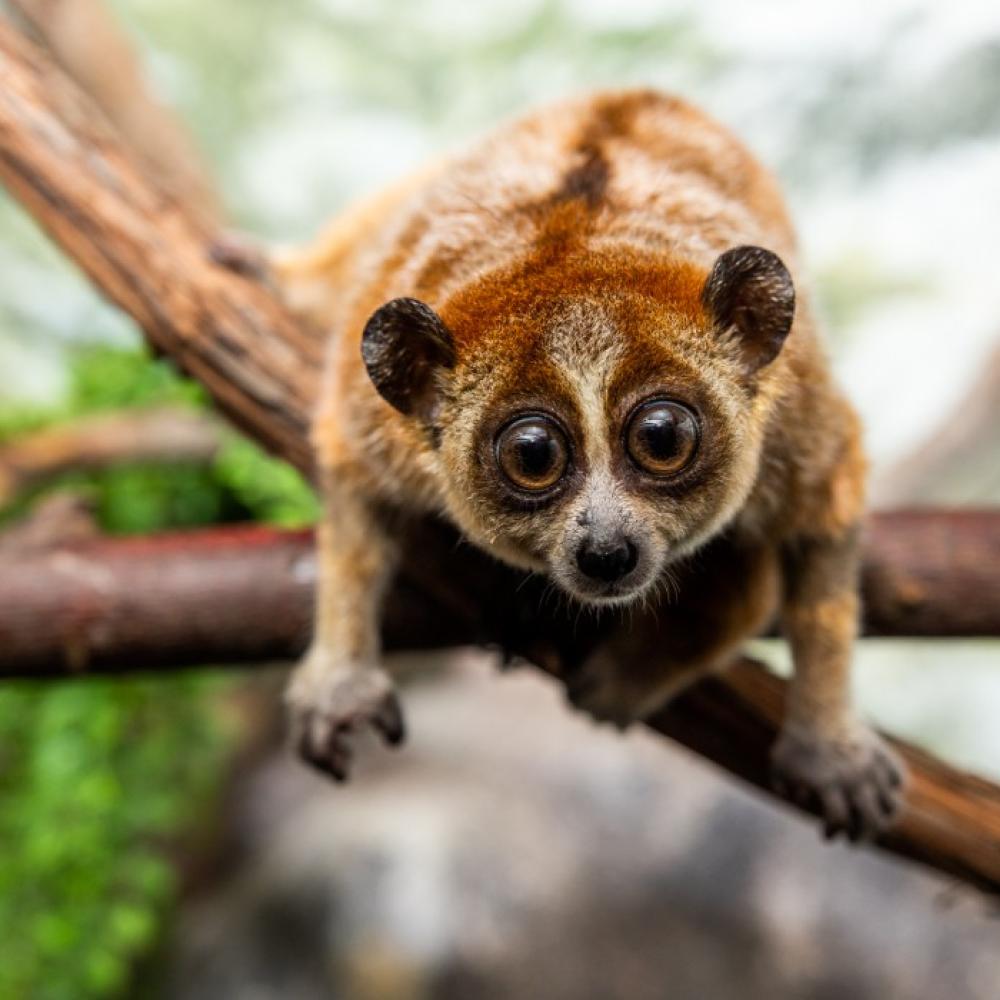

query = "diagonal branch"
[
  {"left": 7, "top": 0, "right": 219, "bottom": 219},
  {"left": 0, "top": 19, "right": 320, "bottom": 471},
  {"left": 1, "top": 19, "right": 999, "bottom": 894}
]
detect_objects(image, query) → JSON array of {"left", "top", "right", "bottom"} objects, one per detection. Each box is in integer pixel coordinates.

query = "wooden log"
[
  {"left": 862, "top": 509, "right": 1000, "bottom": 637},
  {"left": 1, "top": 519, "right": 1000, "bottom": 892},
  {"left": 7, "top": 0, "right": 219, "bottom": 219},
  {"left": 2, "top": 510, "right": 999, "bottom": 677}
]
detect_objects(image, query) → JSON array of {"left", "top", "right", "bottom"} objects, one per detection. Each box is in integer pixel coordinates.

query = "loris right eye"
[
  {"left": 624, "top": 398, "right": 700, "bottom": 477},
  {"left": 495, "top": 415, "right": 569, "bottom": 493}
]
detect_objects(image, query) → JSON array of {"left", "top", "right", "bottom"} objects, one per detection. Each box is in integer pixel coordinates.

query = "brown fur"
[{"left": 281, "top": 89, "right": 905, "bottom": 837}]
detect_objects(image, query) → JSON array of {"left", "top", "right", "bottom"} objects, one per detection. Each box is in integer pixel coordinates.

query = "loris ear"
[
  {"left": 361, "top": 297, "right": 456, "bottom": 422},
  {"left": 702, "top": 246, "right": 795, "bottom": 375}
]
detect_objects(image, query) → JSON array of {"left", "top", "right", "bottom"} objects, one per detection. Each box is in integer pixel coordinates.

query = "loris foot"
[
  {"left": 771, "top": 724, "right": 906, "bottom": 841},
  {"left": 286, "top": 663, "right": 405, "bottom": 781},
  {"left": 565, "top": 658, "right": 644, "bottom": 730},
  {"left": 565, "top": 652, "right": 698, "bottom": 731}
]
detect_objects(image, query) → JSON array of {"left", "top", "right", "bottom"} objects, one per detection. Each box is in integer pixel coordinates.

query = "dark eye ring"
[
  {"left": 624, "top": 399, "right": 699, "bottom": 477},
  {"left": 494, "top": 414, "right": 570, "bottom": 493}
]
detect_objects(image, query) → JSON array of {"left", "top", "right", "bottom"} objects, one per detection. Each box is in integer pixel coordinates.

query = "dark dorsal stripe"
[
  {"left": 547, "top": 91, "right": 666, "bottom": 213},
  {"left": 553, "top": 146, "right": 610, "bottom": 208}
]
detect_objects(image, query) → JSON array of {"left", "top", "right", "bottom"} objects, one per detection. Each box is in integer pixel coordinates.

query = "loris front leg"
[
  {"left": 285, "top": 471, "right": 404, "bottom": 780},
  {"left": 773, "top": 526, "right": 906, "bottom": 839}
]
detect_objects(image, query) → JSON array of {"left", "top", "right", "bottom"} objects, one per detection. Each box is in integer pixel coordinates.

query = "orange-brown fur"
[{"left": 280, "top": 89, "right": 904, "bottom": 837}]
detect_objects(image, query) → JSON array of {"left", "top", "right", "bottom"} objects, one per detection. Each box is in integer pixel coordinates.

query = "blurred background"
[{"left": 1, "top": 1, "right": 999, "bottom": 998}]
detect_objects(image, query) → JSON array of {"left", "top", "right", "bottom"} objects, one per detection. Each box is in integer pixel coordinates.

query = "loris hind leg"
[
  {"left": 567, "top": 539, "right": 781, "bottom": 728},
  {"left": 286, "top": 470, "right": 404, "bottom": 780}
]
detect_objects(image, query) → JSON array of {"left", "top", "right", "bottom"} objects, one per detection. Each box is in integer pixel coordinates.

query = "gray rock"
[{"left": 161, "top": 655, "right": 999, "bottom": 1000}]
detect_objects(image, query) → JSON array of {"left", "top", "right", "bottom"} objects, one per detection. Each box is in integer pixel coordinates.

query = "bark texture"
[
  {"left": 0, "top": 20, "right": 321, "bottom": 472},
  {"left": 7, "top": 0, "right": 219, "bottom": 218}
]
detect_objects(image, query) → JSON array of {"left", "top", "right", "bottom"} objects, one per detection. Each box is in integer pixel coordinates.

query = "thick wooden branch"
[
  {"left": 861, "top": 509, "right": 1000, "bottom": 637},
  {"left": 7, "top": 0, "right": 219, "bottom": 218},
  {"left": 1, "top": 21, "right": 999, "bottom": 894},
  {"left": 0, "top": 20, "right": 321, "bottom": 472},
  {"left": 0, "top": 516, "right": 999, "bottom": 893},
  {"left": 2, "top": 510, "right": 998, "bottom": 678}
]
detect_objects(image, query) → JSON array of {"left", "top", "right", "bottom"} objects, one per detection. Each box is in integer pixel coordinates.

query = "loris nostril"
[{"left": 575, "top": 538, "right": 638, "bottom": 583}]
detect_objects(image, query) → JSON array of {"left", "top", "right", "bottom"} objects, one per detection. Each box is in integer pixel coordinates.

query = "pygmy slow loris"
[{"left": 272, "top": 89, "right": 905, "bottom": 840}]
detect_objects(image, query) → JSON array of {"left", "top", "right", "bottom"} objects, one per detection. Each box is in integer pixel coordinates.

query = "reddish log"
[
  {"left": 861, "top": 509, "right": 1000, "bottom": 637},
  {"left": 2, "top": 509, "right": 998, "bottom": 679},
  {"left": 0, "top": 517, "right": 999, "bottom": 893}
]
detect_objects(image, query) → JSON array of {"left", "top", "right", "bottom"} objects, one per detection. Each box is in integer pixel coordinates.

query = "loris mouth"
[{"left": 556, "top": 569, "right": 656, "bottom": 609}]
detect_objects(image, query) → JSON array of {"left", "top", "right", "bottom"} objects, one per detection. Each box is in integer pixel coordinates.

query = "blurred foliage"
[
  {"left": 0, "top": 347, "right": 316, "bottom": 1000},
  {"left": 0, "top": 348, "right": 318, "bottom": 533},
  {"left": 813, "top": 251, "right": 935, "bottom": 338},
  {"left": 0, "top": 673, "right": 230, "bottom": 1000}
]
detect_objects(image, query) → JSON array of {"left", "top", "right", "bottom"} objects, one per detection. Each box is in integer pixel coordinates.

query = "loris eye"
[
  {"left": 495, "top": 415, "right": 569, "bottom": 492},
  {"left": 625, "top": 399, "right": 699, "bottom": 477}
]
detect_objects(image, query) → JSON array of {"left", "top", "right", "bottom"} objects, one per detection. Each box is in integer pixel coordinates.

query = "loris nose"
[{"left": 575, "top": 536, "right": 638, "bottom": 583}]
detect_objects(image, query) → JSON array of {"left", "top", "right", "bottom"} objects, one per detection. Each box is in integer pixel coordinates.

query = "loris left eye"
[
  {"left": 625, "top": 399, "right": 700, "bottom": 477},
  {"left": 495, "top": 414, "right": 569, "bottom": 492}
]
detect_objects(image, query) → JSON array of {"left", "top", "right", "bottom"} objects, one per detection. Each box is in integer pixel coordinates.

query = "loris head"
[{"left": 361, "top": 245, "right": 795, "bottom": 607}]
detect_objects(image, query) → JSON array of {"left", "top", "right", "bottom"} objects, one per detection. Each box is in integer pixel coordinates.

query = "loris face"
[{"left": 361, "top": 245, "right": 795, "bottom": 607}]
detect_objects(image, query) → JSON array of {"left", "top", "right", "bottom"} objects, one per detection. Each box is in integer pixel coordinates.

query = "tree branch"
[
  {"left": 0, "top": 20, "right": 321, "bottom": 472},
  {"left": 1, "top": 20, "right": 999, "bottom": 893},
  {"left": 7, "top": 0, "right": 219, "bottom": 218},
  {"left": 0, "top": 406, "right": 223, "bottom": 505},
  {"left": 861, "top": 509, "right": 1000, "bottom": 637},
  {"left": 1, "top": 510, "right": 998, "bottom": 678},
  {"left": 0, "top": 516, "right": 999, "bottom": 893}
]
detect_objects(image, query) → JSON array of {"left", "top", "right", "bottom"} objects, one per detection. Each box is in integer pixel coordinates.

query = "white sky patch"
[
  {"left": 804, "top": 141, "right": 1000, "bottom": 464},
  {"left": 237, "top": 108, "right": 433, "bottom": 238},
  {"left": 695, "top": 0, "right": 1000, "bottom": 64}
]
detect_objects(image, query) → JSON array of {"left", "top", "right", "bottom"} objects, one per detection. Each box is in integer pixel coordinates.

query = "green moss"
[{"left": 0, "top": 346, "right": 316, "bottom": 1000}]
